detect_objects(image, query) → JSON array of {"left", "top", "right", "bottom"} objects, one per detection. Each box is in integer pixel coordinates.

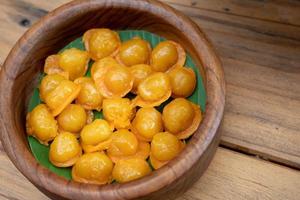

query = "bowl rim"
[{"left": 0, "top": 0, "right": 225, "bottom": 199}]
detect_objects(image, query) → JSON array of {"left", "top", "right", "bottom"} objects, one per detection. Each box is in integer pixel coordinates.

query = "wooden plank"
[
  {"left": 182, "top": 147, "right": 300, "bottom": 200},
  {"left": 1, "top": 0, "right": 300, "bottom": 168},
  {"left": 1, "top": 148, "right": 300, "bottom": 200},
  {"left": 4, "top": 0, "right": 299, "bottom": 70},
  {"left": 167, "top": 2, "right": 300, "bottom": 74},
  {"left": 222, "top": 59, "right": 300, "bottom": 167},
  {"left": 163, "top": 0, "right": 300, "bottom": 26},
  {"left": 0, "top": 152, "right": 49, "bottom": 200},
  {"left": 0, "top": 0, "right": 57, "bottom": 64},
  {"left": 168, "top": 3, "right": 300, "bottom": 68},
  {"left": 166, "top": 4, "right": 300, "bottom": 168},
  {"left": 2, "top": 0, "right": 300, "bottom": 67}
]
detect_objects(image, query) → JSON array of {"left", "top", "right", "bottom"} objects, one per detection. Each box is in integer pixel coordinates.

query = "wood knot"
[
  {"left": 19, "top": 18, "right": 31, "bottom": 27},
  {"left": 191, "top": 1, "right": 197, "bottom": 6}
]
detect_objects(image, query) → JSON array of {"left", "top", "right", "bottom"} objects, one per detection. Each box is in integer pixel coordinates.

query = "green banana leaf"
[{"left": 27, "top": 30, "right": 207, "bottom": 180}]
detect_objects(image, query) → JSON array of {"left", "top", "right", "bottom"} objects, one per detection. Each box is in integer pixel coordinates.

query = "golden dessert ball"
[
  {"left": 112, "top": 158, "right": 151, "bottom": 183},
  {"left": 168, "top": 67, "right": 196, "bottom": 97},
  {"left": 138, "top": 72, "right": 170, "bottom": 101},
  {"left": 135, "top": 72, "right": 171, "bottom": 107},
  {"left": 151, "top": 41, "right": 178, "bottom": 72},
  {"left": 57, "top": 104, "right": 87, "bottom": 134},
  {"left": 104, "top": 65, "right": 133, "bottom": 96},
  {"left": 44, "top": 54, "right": 69, "bottom": 78},
  {"left": 151, "top": 132, "right": 181, "bottom": 161},
  {"left": 91, "top": 57, "right": 133, "bottom": 98},
  {"left": 58, "top": 48, "right": 89, "bottom": 80},
  {"left": 129, "top": 64, "right": 152, "bottom": 93},
  {"left": 132, "top": 107, "right": 163, "bottom": 141},
  {"left": 118, "top": 37, "right": 151, "bottom": 66},
  {"left": 49, "top": 131, "right": 82, "bottom": 167},
  {"left": 107, "top": 129, "right": 138, "bottom": 157},
  {"left": 74, "top": 77, "right": 103, "bottom": 111},
  {"left": 162, "top": 98, "right": 195, "bottom": 134},
  {"left": 80, "top": 119, "right": 113, "bottom": 147},
  {"left": 26, "top": 104, "right": 58, "bottom": 145},
  {"left": 72, "top": 152, "right": 113, "bottom": 185},
  {"left": 44, "top": 80, "right": 81, "bottom": 116},
  {"left": 39, "top": 74, "right": 66, "bottom": 102},
  {"left": 102, "top": 98, "right": 135, "bottom": 129},
  {"left": 91, "top": 57, "right": 120, "bottom": 78},
  {"left": 108, "top": 141, "right": 150, "bottom": 163},
  {"left": 83, "top": 29, "right": 120, "bottom": 60}
]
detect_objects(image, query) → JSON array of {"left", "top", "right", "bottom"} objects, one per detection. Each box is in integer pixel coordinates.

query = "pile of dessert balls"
[{"left": 26, "top": 28, "right": 202, "bottom": 185}]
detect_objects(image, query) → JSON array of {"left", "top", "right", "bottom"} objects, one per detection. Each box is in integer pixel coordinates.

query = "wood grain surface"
[
  {"left": 165, "top": 0, "right": 300, "bottom": 26},
  {"left": 0, "top": 0, "right": 300, "bottom": 200},
  {"left": 1, "top": 147, "right": 300, "bottom": 200},
  {"left": 171, "top": 3, "right": 300, "bottom": 168}
]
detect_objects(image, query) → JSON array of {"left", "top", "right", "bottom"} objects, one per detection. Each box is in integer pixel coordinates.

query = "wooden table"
[{"left": 1, "top": 0, "right": 300, "bottom": 199}]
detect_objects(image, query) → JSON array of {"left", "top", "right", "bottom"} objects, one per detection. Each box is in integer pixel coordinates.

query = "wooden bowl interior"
[{"left": 1, "top": 1, "right": 224, "bottom": 200}]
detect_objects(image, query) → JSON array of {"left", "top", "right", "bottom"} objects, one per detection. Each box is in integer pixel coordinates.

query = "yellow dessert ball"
[
  {"left": 44, "top": 80, "right": 81, "bottom": 116},
  {"left": 39, "top": 74, "right": 66, "bottom": 102},
  {"left": 44, "top": 54, "right": 69, "bottom": 78},
  {"left": 49, "top": 132, "right": 82, "bottom": 167},
  {"left": 132, "top": 107, "right": 163, "bottom": 141},
  {"left": 137, "top": 72, "right": 171, "bottom": 102},
  {"left": 118, "top": 37, "right": 150, "bottom": 66},
  {"left": 26, "top": 104, "right": 58, "bottom": 145},
  {"left": 104, "top": 66, "right": 133, "bottom": 95},
  {"left": 83, "top": 29, "right": 120, "bottom": 60},
  {"left": 57, "top": 104, "right": 87, "bottom": 133},
  {"left": 107, "top": 129, "right": 138, "bottom": 157},
  {"left": 91, "top": 57, "right": 120, "bottom": 79},
  {"left": 129, "top": 64, "right": 152, "bottom": 92},
  {"left": 91, "top": 57, "right": 133, "bottom": 98},
  {"left": 151, "top": 132, "right": 181, "bottom": 161},
  {"left": 112, "top": 158, "right": 151, "bottom": 183},
  {"left": 59, "top": 48, "right": 89, "bottom": 80},
  {"left": 80, "top": 119, "right": 113, "bottom": 146},
  {"left": 102, "top": 98, "right": 135, "bottom": 129},
  {"left": 151, "top": 41, "right": 178, "bottom": 72},
  {"left": 74, "top": 77, "right": 103, "bottom": 111},
  {"left": 162, "top": 98, "right": 195, "bottom": 134},
  {"left": 72, "top": 152, "right": 113, "bottom": 185},
  {"left": 168, "top": 67, "right": 196, "bottom": 97}
]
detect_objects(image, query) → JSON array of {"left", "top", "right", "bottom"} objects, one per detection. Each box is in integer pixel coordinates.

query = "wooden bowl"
[{"left": 0, "top": 0, "right": 225, "bottom": 199}]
